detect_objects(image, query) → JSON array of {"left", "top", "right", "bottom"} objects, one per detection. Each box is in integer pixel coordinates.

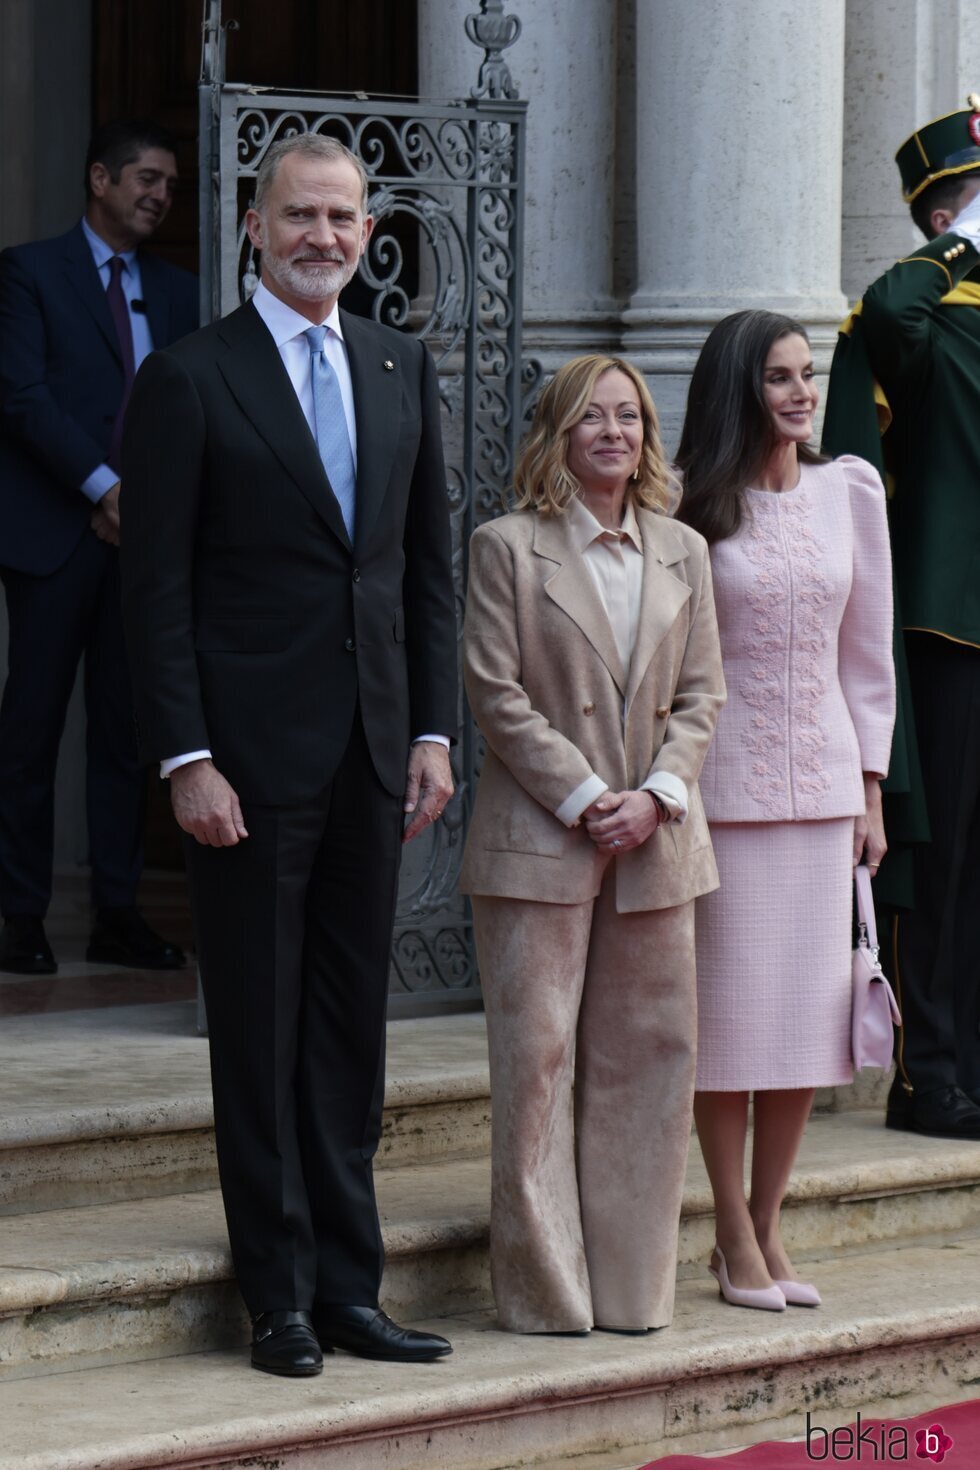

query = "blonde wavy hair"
[{"left": 513, "top": 355, "right": 673, "bottom": 515}]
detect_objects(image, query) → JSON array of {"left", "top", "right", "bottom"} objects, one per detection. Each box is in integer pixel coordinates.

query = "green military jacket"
[
  {"left": 823, "top": 233, "right": 980, "bottom": 906},
  {"left": 826, "top": 232, "right": 980, "bottom": 647}
]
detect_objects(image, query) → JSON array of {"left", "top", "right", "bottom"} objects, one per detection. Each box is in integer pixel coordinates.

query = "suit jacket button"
[
  {"left": 583, "top": 701, "right": 596, "bottom": 716},
  {"left": 352, "top": 568, "right": 361, "bottom": 583},
  {"left": 656, "top": 705, "right": 670, "bottom": 719},
  {"left": 345, "top": 637, "right": 356, "bottom": 652}
]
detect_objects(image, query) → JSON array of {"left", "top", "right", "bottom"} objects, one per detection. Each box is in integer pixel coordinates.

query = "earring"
[{"left": 632, "top": 467, "right": 639, "bottom": 482}]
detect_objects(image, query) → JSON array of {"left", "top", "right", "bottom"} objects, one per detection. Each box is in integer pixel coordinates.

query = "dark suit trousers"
[
  {"left": 894, "top": 632, "right": 980, "bottom": 1094},
  {"left": 183, "top": 711, "right": 404, "bottom": 1317},
  {"left": 0, "top": 534, "right": 144, "bottom": 916}
]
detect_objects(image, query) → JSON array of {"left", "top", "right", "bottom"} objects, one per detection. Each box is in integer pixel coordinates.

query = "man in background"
[
  {"left": 823, "top": 99, "right": 980, "bottom": 1140},
  {"left": 0, "top": 118, "right": 198, "bottom": 974}
]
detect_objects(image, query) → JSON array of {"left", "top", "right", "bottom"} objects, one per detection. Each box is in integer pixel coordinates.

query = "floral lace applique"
[{"left": 739, "top": 491, "right": 832, "bottom": 818}]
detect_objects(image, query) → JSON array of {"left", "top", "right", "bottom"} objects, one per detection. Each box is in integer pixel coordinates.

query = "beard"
[{"left": 261, "top": 245, "right": 359, "bottom": 301}]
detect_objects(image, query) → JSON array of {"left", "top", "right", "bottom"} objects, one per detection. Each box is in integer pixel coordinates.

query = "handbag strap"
[{"left": 854, "top": 864, "right": 879, "bottom": 950}]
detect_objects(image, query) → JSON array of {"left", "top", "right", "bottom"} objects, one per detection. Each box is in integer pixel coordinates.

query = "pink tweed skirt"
[{"left": 694, "top": 819, "right": 854, "bottom": 1091}]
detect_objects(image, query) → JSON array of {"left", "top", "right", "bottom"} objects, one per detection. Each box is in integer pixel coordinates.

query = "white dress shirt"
[
  {"left": 951, "top": 185, "right": 980, "bottom": 252},
  {"left": 553, "top": 496, "right": 689, "bottom": 827},
  {"left": 79, "top": 216, "right": 156, "bottom": 503},
  {"left": 161, "top": 281, "right": 447, "bottom": 777}
]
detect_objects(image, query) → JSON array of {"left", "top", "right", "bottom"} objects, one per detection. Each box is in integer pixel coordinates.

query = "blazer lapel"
[
  {"left": 62, "top": 224, "right": 120, "bottom": 362},
  {"left": 215, "top": 303, "right": 351, "bottom": 549},
  {"left": 625, "top": 512, "right": 694, "bottom": 709},
  {"left": 340, "top": 310, "right": 402, "bottom": 552},
  {"left": 534, "top": 513, "right": 627, "bottom": 695}
]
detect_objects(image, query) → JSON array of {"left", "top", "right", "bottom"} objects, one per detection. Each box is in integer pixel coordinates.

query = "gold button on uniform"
[
  {"left": 656, "top": 705, "right": 671, "bottom": 719},
  {"left": 582, "top": 701, "right": 596, "bottom": 716}
]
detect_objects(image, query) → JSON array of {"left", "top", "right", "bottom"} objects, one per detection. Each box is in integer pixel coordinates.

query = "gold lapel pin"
[{"left": 383, "top": 359, "right": 395, "bottom": 371}]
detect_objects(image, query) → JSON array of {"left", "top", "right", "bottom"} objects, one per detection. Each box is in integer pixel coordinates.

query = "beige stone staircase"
[{"left": 0, "top": 999, "right": 978, "bottom": 1469}]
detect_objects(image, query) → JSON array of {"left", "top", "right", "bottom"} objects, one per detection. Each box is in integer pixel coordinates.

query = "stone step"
[
  {"left": 1, "top": 1111, "right": 978, "bottom": 1382},
  {"left": 0, "top": 1005, "right": 492, "bottom": 1213},
  {"left": 0, "top": 1235, "right": 978, "bottom": 1470}
]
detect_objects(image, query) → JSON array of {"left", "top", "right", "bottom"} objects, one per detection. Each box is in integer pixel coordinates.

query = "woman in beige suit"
[{"left": 461, "top": 355, "right": 726, "bottom": 1335}]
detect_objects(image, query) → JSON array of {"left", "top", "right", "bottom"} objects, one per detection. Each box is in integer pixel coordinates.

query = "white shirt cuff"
[
  {"left": 413, "top": 734, "right": 451, "bottom": 749},
  {"left": 81, "top": 463, "right": 120, "bottom": 504},
  {"left": 161, "top": 750, "right": 212, "bottom": 778},
  {"left": 640, "top": 770, "right": 689, "bottom": 824},
  {"left": 555, "top": 773, "right": 608, "bottom": 828}
]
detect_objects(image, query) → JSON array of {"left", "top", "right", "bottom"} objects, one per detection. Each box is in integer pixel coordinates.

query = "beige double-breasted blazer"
[{"left": 460, "top": 503, "right": 726, "bottom": 913}]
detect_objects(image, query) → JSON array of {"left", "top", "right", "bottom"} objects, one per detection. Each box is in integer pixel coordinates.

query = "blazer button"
[
  {"left": 656, "top": 705, "right": 671, "bottom": 719},
  {"left": 582, "top": 701, "right": 596, "bottom": 716},
  {"left": 345, "top": 637, "right": 356, "bottom": 652},
  {"left": 352, "top": 568, "right": 361, "bottom": 583}
]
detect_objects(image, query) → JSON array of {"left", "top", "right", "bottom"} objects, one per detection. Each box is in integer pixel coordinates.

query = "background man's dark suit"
[
  {"left": 120, "top": 297, "right": 458, "bottom": 1318},
  {"left": 0, "top": 221, "right": 197, "bottom": 926}
]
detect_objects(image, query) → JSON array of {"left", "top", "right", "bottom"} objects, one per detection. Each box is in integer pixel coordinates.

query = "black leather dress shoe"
[
  {"left": 886, "top": 1083, "right": 980, "bottom": 1140},
  {"left": 0, "top": 915, "right": 57, "bottom": 975},
  {"left": 86, "top": 907, "right": 186, "bottom": 969},
  {"left": 251, "top": 1310, "right": 324, "bottom": 1376},
  {"left": 313, "top": 1305, "right": 452, "bottom": 1362}
]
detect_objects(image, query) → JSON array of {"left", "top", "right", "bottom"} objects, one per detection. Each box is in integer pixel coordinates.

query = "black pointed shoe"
[
  {"left": 86, "top": 906, "right": 186, "bottom": 969},
  {"left": 0, "top": 915, "right": 57, "bottom": 974},
  {"left": 313, "top": 1305, "right": 452, "bottom": 1362},
  {"left": 251, "top": 1310, "right": 324, "bottom": 1377},
  {"left": 886, "top": 1082, "right": 980, "bottom": 1140}
]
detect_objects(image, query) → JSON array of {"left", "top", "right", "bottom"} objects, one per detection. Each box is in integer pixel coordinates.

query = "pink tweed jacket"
[{"left": 698, "top": 454, "right": 895, "bottom": 823}]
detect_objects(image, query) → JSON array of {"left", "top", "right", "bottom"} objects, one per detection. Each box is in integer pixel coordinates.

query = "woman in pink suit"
[{"left": 676, "top": 310, "right": 895, "bottom": 1311}]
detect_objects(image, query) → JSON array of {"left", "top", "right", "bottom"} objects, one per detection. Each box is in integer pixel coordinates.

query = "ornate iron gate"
[{"left": 198, "top": 2, "right": 530, "bottom": 1014}]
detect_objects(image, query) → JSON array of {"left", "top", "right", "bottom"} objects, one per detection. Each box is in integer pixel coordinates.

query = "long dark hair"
[{"left": 674, "top": 310, "right": 827, "bottom": 544}]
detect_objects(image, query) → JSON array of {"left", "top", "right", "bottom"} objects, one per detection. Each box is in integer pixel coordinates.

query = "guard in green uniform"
[{"left": 824, "top": 98, "right": 980, "bottom": 1141}]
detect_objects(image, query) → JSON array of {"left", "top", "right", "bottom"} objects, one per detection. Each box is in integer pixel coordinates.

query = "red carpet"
[{"left": 642, "top": 1397, "right": 980, "bottom": 1468}]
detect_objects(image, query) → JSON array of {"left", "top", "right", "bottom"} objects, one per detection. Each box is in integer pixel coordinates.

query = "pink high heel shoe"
[
  {"left": 774, "top": 1278, "right": 822, "bottom": 1307},
  {"left": 708, "top": 1247, "right": 786, "bottom": 1312}
]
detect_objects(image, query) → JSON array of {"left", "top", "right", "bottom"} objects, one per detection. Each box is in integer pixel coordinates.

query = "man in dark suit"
[
  {"left": 121, "top": 135, "right": 458, "bottom": 1376},
  {"left": 0, "top": 118, "right": 197, "bottom": 974}
]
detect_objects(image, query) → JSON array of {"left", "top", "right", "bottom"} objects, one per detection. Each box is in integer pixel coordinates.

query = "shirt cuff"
[
  {"left": 412, "top": 734, "right": 451, "bottom": 749},
  {"left": 555, "top": 773, "right": 608, "bottom": 828},
  {"left": 160, "top": 750, "right": 212, "bottom": 779},
  {"left": 81, "top": 463, "right": 120, "bottom": 504},
  {"left": 640, "top": 770, "right": 689, "bottom": 824}
]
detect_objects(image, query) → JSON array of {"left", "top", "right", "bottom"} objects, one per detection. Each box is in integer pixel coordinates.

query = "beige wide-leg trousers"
[{"left": 472, "top": 871, "right": 696, "bottom": 1333}]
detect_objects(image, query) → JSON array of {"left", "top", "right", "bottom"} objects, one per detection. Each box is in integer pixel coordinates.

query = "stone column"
[
  {"left": 418, "top": 0, "right": 619, "bottom": 365},
  {"left": 623, "top": 0, "right": 849, "bottom": 449},
  {"left": 842, "top": 0, "right": 980, "bottom": 300}
]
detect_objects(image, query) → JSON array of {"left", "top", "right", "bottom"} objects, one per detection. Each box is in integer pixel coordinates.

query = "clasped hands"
[
  {"left": 170, "top": 742, "right": 454, "bottom": 848},
  {"left": 582, "top": 789, "right": 663, "bottom": 855},
  {"left": 90, "top": 482, "right": 121, "bottom": 546}
]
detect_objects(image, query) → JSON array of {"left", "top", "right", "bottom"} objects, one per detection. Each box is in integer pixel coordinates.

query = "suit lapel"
[
  {"left": 215, "top": 303, "right": 351, "bottom": 549},
  {"left": 625, "top": 511, "right": 693, "bottom": 709},
  {"left": 340, "top": 310, "right": 402, "bottom": 552},
  {"left": 534, "top": 513, "right": 627, "bottom": 695},
  {"left": 62, "top": 224, "right": 120, "bottom": 362}
]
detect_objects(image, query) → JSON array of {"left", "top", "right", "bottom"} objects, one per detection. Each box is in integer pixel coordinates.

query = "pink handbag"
[{"left": 851, "top": 864, "right": 902, "bottom": 1070}]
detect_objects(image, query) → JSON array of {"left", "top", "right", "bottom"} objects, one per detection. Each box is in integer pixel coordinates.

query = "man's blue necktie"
[{"left": 304, "top": 325, "right": 356, "bottom": 541}]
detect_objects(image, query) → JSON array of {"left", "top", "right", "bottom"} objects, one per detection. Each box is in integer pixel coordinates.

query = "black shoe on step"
[
  {"left": 251, "top": 1310, "right": 324, "bottom": 1377},
  {"left": 313, "top": 1304, "right": 452, "bottom": 1362},
  {"left": 885, "top": 1082, "right": 980, "bottom": 1140},
  {"left": 86, "top": 906, "right": 186, "bottom": 969},
  {"left": 0, "top": 915, "right": 57, "bottom": 975}
]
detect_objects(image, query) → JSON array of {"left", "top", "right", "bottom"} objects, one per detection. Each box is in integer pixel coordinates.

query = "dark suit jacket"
[
  {"left": 120, "top": 300, "right": 458, "bottom": 805},
  {"left": 0, "top": 222, "right": 198, "bottom": 575}
]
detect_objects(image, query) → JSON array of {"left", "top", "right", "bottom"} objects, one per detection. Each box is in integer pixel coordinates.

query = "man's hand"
[
  {"left": 402, "top": 741, "right": 454, "bottom": 843},
  {"left": 91, "top": 482, "right": 121, "bottom": 546},
  {"left": 170, "top": 758, "right": 249, "bottom": 847},
  {"left": 584, "top": 789, "right": 662, "bottom": 854}
]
